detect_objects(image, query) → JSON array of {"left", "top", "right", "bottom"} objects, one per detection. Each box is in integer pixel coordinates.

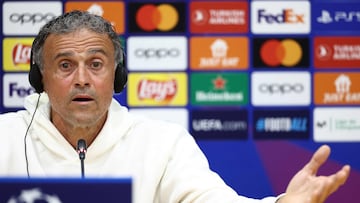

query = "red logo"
[
  {"left": 12, "top": 43, "right": 31, "bottom": 65},
  {"left": 212, "top": 76, "right": 227, "bottom": 90},
  {"left": 136, "top": 4, "right": 179, "bottom": 31},
  {"left": 314, "top": 37, "right": 360, "bottom": 69},
  {"left": 137, "top": 79, "right": 177, "bottom": 101},
  {"left": 190, "top": 2, "right": 248, "bottom": 34}
]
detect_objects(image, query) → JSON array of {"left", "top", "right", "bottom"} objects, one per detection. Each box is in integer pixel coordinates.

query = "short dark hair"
[{"left": 32, "top": 10, "right": 123, "bottom": 70}]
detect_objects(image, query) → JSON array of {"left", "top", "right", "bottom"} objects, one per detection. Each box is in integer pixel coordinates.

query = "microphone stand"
[{"left": 77, "top": 139, "right": 87, "bottom": 179}]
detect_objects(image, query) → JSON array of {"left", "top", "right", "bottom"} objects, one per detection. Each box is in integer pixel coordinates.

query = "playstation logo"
[{"left": 317, "top": 10, "right": 333, "bottom": 24}]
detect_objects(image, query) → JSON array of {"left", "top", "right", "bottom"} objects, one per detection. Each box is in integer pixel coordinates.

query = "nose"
[{"left": 74, "top": 66, "right": 90, "bottom": 89}]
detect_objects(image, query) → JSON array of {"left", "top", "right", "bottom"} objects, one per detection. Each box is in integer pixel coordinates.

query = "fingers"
[
  {"left": 303, "top": 145, "right": 331, "bottom": 175},
  {"left": 331, "top": 165, "right": 351, "bottom": 191},
  {"left": 318, "top": 165, "right": 351, "bottom": 203}
]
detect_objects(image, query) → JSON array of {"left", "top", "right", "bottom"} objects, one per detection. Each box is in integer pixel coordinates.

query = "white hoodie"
[{"left": 0, "top": 93, "right": 280, "bottom": 203}]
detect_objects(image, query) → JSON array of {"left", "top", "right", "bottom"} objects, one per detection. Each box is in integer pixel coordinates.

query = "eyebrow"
[{"left": 53, "top": 48, "right": 109, "bottom": 61}]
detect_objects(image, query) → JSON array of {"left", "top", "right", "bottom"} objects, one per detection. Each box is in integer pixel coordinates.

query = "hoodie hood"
[{"left": 23, "top": 93, "right": 135, "bottom": 167}]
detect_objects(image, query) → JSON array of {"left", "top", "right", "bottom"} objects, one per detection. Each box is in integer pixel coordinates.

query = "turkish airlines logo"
[
  {"left": 3, "top": 38, "right": 34, "bottom": 71},
  {"left": 190, "top": 37, "right": 248, "bottom": 70},
  {"left": 253, "top": 38, "right": 309, "bottom": 68},
  {"left": 128, "top": 73, "right": 187, "bottom": 106},
  {"left": 128, "top": 3, "right": 186, "bottom": 33},
  {"left": 65, "top": 2, "right": 125, "bottom": 34},
  {"left": 251, "top": 1, "right": 310, "bottom": 34},
  {"left": 251, "top": 71, "right": 310, "bottom": 106},
  {"left": 314, "top": 73, "right": 360, "bottom": 105},
  {"left": 3, "top": 2, "right": 62, "bottom": 35},
  {"left": 127, "top": 36, "right": 187, "bottom": 71},
  {"left": 314, "top": 37, "right": 360, "bottom": 69},
  {"left": 190, "top": 2, "right": 248, "bottom": 33}
]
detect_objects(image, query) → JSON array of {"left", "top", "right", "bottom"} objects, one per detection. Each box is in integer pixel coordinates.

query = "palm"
[{"left": 278, "top": 145, "right": 350, "bottom": 203}]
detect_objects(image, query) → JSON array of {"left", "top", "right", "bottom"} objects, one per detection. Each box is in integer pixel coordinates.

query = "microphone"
[{"left": 76, "top": 139, "right": 87, "bottom": 178}]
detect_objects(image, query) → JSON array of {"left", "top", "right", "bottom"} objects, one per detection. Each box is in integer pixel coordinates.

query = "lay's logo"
[
  {"left": 138, "top": 79, "right": 177, "bottom": 101},
  {"left": 3, "top": 38, "right": 34, "bottom": 71},
  {"left": 128, "top": 73, "right": 187, "bottom": 106}
]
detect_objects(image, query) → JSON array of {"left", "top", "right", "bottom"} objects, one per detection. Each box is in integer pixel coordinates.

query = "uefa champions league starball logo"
[{"left": 7, "top": 188, "right": 62, "bottom": 203}]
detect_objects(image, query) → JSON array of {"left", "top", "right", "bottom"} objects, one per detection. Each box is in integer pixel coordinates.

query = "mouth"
[{"left": 72, "top": 95, "right": 94, "bottom": 103}]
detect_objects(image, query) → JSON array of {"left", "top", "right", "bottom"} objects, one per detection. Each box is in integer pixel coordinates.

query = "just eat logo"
[{"left": 257, "top": 9, "right": 305, "bottom": 24}]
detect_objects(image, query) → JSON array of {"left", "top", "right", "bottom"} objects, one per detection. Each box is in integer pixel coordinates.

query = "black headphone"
[{"left": 28, "top": 40, "right": 128, "bottom": 94}]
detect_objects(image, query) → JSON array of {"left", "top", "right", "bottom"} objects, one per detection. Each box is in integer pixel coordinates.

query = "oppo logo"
[
  {"left": 259, "top": 83, "right": 304, "bottom": 94},
  {"left": 9, "top": 13, "right": 56, "bottom": 24},
  {"left": 135, "top": 48, "right": 180, "bottom": 58},
  {"left": 136, "top": 4, "right": 179, "bottom": 31}
]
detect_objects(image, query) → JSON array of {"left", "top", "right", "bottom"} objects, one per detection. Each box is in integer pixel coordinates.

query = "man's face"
[{"left": 41, "top": 29, "right": 116, "bottom": 127}]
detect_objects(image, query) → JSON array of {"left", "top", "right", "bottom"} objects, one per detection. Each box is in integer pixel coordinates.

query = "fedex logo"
[
  {"left": 3, "top": 73, "right": 35, "bottom": 108},
  {"left": 251, "top": 1, "right": 310, "bottom": 34},
  {"left": 258, "top": 9, "right": 304, "bottom": 24}
]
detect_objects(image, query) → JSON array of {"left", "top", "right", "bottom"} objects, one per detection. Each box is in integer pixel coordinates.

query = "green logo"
[{"left": 190, "top": 72, "right": 248, "bottom": 106}]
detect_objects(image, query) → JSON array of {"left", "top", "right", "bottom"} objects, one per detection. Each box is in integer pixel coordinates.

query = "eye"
[
  {"left": 91, "top": 61, "right": 103, "bottom": 69},
  {"left": 59, "top": 61, "right": 72, "bottom": 70}
]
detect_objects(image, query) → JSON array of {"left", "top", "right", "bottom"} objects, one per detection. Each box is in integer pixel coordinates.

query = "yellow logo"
[
  {"left": 3, "top": 38, "right": 34, "bottom": 71},
  {"left": 128, "top": 72, "right": 187, "bottom": 106}
]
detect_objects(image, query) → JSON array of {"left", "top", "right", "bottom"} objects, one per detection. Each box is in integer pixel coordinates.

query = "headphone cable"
[{"left": 24, "top": 93, "right": 41, "bottom": 178}]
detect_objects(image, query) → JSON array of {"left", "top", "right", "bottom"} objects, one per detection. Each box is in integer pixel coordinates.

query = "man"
[{"left": 0, "top": 10, "right": 350, "bottom": 203}]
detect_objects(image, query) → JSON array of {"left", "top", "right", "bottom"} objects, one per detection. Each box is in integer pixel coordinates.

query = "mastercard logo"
[
  {"left": 260, "top": 39, "right": 302, "bottom": 67},
  {"left": 136, "top": 4, "right": 179, "bottom": 31}
]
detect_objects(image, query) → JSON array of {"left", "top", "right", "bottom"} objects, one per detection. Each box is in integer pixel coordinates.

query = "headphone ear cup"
[
  {"left": 114, "top": 62, "right": 128, "bottom": 93},
  {"left": 29, "top": 62, "right": 44, "bottom": 94}
]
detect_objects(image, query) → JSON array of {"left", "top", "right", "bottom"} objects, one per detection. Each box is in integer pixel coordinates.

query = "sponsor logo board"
[
  {"left": 314, "top": 2, "right": 360, "bottom": 33},
  {"left": 251, "top": 71, "right": 311, "bottom": 106},
  {"left": 127, "top": 36, "right": 187, "bottom": 71},
  {"left": 253, "top": 38, "right": 309, "bottom": 68},
  {"left": 128, "top": 2, "right": 186, "bottom": 33},
  {"left": 3, "top": 1, "right": 62, "bottom": 35},
  {"left": 253, "top": 109, "right": 310, "bottom": 139},
  {"left": 314, "top": 72, "right": 360, "bottom": 105},
  {"left": 190, "top": 109, "right": 248, "bottom": 139},
  {"left": 190, "top": 72, "right": 248, "bottom": 106},
  {"left": 3, "top": 73, "right": 35, "bottom": 108},
  {"left": 314, "top": 107, "right": 360, "bottom": 142},
  {"left": 3, "top": 38, "right": 33, "bottom": 71},
  {"left": 129, "top": 108, "right": 188, "bottom": 130},
  {"left": 314, "top": 37, "right": 360, "bottom": 68},
  {"left": 189, "top": 1, "right": 248, "bottom": 33},
  {"left": 190, "top": 37, "right": 248, "bottom": 70},
  {"left": 65, "top": 1, "right": 125, "bottom": 34},
  {"left": 251, "top": 1, "right": 310, "bottom": 34},
  {"left": 127, "top": 72, "right": 187, "bottom": 106}
]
